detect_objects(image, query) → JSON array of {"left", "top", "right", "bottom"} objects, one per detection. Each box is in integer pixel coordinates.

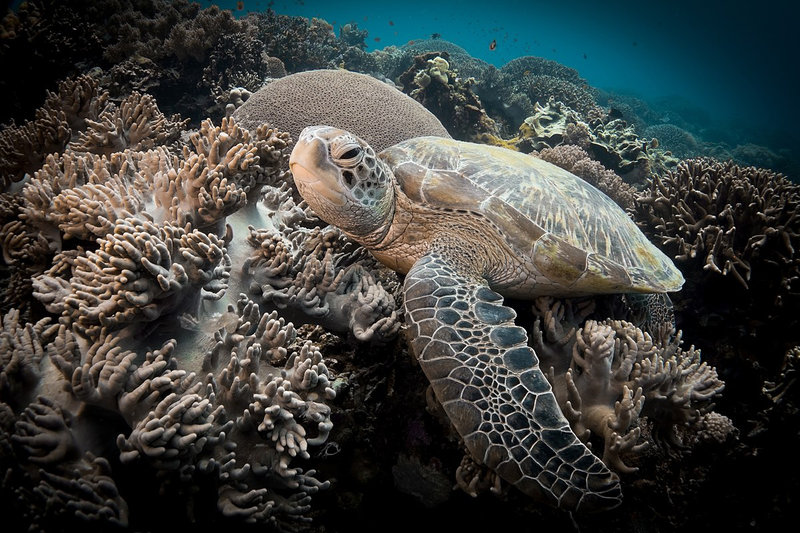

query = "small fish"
[
  {"left": 374, "top": 37, "right": 381, "bottom": 42},
  {"left": 236, "top": 0, "right": 244, "bottom": 10},
  {"left": 523, "top": 69, "right": 530, "bottom": 76},
  {"left": 583, "top": 53, "right": 587, "bottom": 59},
  {"left": 633, "top": 41, "right": 638, "bottom": 46},
  {"left": 431, "top": 32, "right": 441, "bottom": 39},
  {"left": 489, "top": 39, "right": 497, "bottom": 50},
  {"left": 389, "top": 20, "right": 394, "bottom": 26}
]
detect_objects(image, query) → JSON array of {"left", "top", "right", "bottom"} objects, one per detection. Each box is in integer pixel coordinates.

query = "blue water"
[{"left": 212, "top": 1, "right": 798, "bottom": 174}]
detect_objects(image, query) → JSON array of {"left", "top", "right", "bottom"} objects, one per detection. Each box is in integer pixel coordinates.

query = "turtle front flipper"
[{"left": 403, "top": 250, "right": 622, "bottom": 512}]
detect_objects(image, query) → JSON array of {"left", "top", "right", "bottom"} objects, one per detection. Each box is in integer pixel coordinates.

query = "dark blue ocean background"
[{"left": 206, "top": 0, "right": 799, "bottom": 178}]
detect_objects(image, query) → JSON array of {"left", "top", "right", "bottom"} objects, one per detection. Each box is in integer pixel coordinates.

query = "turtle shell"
[{"left": 380, "top": 136, "right": 683, "bottom": 293}]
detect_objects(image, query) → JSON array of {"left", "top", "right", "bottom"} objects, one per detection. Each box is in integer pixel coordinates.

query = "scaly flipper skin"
[{"left": 403, "top": 248, "right": 623, "bottom": 512}]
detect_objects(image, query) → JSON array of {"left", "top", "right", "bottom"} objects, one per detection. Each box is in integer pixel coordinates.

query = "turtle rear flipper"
[{"left": 403, "top": 248, "right": 622, "bottom": 513}]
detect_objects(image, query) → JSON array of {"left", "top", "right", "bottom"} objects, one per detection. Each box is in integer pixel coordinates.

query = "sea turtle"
[{"left": 288, "top": 126, "right": 684, "bottom": 512}]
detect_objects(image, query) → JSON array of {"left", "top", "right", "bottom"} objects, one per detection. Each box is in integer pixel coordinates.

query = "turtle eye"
[{"left": 332, "top": 143, "right": 364, "bottom": 167}]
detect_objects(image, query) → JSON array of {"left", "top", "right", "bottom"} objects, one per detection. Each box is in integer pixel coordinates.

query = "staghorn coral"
[
  {"left": 232, "top": 69, "right": 450, "bottom": 153},
  {"left": 530, "top": 296, "right": 729, "bottom": 473},
  {"left": 397, "top": 53, "right": 498, "bottom": 141}
]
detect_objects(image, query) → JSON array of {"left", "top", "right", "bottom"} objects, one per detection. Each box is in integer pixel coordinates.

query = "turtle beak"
[{"left": 290, "top": 130, "right": 348, "bottom": 207}]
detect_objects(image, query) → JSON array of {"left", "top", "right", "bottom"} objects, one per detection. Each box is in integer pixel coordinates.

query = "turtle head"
[{"left": 290, "top": 126, "right": 395, "bottom": 241}]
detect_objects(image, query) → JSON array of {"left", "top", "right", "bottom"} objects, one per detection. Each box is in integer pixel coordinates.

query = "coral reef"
[
  {"left": 635, "top": 158, "right": 800, "bottom": 372},
  {"left": 589, "top": 118, "right": 655, "bottom": 183},
  {"left": 1, "top": 2, "right": 798, "bottom": 531},
  {"left": 397, "top": 53, "right": 498, "bottom": 141},
  {"left": 1, "top": 74, "right": 342, "bottom": 528},
  {"left": 255, "top": 11, "right": 343, "bottom": 72},
  {"left": 530, "top": 296, "right": 729, "bottom": 473},
  {"left": 232, "top": 69, "right": 451, "bottom": 152},
  {"left": 243, "top": 182, "right": 401, "bottom": 342},
  {"left": 642, "top": 123, "right": 700, "bottom": 160}
]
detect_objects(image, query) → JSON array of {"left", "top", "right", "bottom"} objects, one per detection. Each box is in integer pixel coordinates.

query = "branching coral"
[
  {"left": 634, "top": 158, "right": 800, "bottom": 365},
  {"left": 203, "top": 31, "right": 271, "bottom": 110},
  {"left": 255, "top": 11, "right": 345, "bottom": 72},
  {"left": 531, "top": 296, "right": 729, "bottom": 473},
  {"left": 163, "top": 4, "right": 251, "bottom": 63},
  {"left": 636, "top": 158, "right": 799, "bottom": 292},
  {"left": 243, "top": 183, "right": 400, "bottom": 342},
  {"left": 0, "top": 309, "right": 57, "bottom": 408},
  {"left": 33, "top": 217, "right": 231, "bottom": 339},
  {"left": 70, "top": 91, "right": 187, "bottom": 156}
]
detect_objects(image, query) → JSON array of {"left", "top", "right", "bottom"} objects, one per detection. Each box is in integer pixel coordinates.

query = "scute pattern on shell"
[{"left": 380, "top": 136, "right": 683, "bottom": 292}]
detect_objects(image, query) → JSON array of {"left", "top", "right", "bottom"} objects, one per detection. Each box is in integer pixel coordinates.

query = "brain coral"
[{"left": 232, "top": 69, "right": 451, "bottom": 152}]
